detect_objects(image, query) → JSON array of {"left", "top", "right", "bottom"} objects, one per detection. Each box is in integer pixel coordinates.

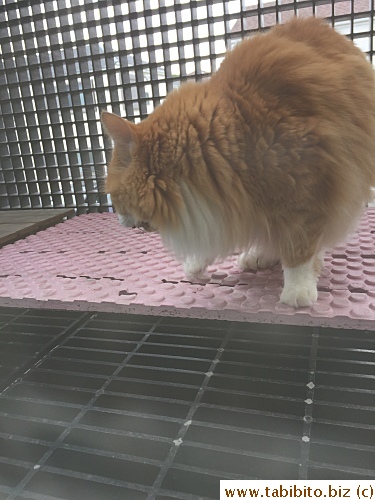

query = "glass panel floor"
[{"left": 0, "top": 307, "right": 374, "bottom": 499}]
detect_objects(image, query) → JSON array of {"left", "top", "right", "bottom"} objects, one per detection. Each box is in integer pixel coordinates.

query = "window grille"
[{"left": 1, "top": 0, "right": 374, "bottom": 214}]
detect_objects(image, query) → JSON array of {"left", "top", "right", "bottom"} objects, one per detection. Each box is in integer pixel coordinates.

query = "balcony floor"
[{"left": 0, "top": 307, "right": 374, "bottom": 499}]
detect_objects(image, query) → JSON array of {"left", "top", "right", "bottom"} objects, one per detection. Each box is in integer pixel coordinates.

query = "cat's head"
[{"left": 102, "top": 111, "right": 182, "bottom": 232}]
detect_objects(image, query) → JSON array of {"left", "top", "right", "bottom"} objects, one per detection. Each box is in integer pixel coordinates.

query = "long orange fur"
[{"left": 102, "top": 17, "right": 375, "bottom": 307}]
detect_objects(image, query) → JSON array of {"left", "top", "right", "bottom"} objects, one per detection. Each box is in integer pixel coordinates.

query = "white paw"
[
  {"left": 281, "top": 259, "right": 318, "bottom": 308},
  {"left": 238, "top": 249, "right": 279, "bottom": 271},
  {"left": 183, "top": 257, "right": 208, "bottom": 280},
  {"left": 280, "top": 282, "right": 318, "bottom": 308}
]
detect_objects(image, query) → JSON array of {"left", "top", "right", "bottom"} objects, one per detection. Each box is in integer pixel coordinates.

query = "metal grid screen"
[{"left": 1, "top": 0, "right": 374, "bottom": 214}]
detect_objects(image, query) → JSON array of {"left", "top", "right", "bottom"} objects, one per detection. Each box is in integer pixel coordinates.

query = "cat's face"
[
  {"left": 102, "top": 111, "right": 182, "bottom": 231},
  {"left": 102, "top": 111, "right": 156, "bottom": 230}
]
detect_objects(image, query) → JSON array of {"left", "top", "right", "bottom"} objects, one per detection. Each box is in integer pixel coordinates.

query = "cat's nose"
[{"left": 117, "top": 213, "right": 136, "bottom": 227}]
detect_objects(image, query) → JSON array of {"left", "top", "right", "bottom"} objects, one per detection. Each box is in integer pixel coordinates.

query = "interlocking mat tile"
[{"left": 1, "top": 210, "right": 375, "bottom": 329}]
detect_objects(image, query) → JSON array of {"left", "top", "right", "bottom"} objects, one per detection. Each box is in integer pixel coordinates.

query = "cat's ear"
[{"left": 101, "top": 111, "right": 136, "bottom": 149}]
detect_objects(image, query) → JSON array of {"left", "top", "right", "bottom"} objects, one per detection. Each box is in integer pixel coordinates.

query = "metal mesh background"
[{"left": 1, "top": 0, "right": 374, "bottom": 214}]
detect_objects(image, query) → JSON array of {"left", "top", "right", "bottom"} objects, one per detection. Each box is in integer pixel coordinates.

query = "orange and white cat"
[{"left": 102, "top": 17, "right": 375, "bottom": 308}]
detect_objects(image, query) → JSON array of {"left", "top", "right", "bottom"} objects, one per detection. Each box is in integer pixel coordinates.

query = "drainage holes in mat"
[{"left": 119, "top": 290, "right": 138, "bottom": 296}]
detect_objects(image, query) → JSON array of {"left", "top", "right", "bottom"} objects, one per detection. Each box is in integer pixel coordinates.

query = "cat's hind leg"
[
  {"left": 280, "top": 244, "right": 325, "bottom": 307},
  {"left": 238, "top": 246, "right": 279, "bottom": 271},
  {"left": 280, "top": 257, "right": 318, "bottom": 307},
  {"left": 278, "top": 223, "right": 326, "bottom": 307}
]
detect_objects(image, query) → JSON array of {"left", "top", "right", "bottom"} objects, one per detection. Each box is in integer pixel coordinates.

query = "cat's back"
[
  {"left": 211, "top": 16, "right": 375, "bottom": 135},
  {"left": 208, "top": 17, "right": 375, "bottom": 205},
  {"left": 214, "top": 17, "right": 373, "bottom": 94},
  {"left": 269, "top": 16, "right": 360, "bottom": 58}
]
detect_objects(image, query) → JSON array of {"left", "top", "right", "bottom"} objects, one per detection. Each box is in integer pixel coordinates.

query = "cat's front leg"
[
  {"left": 183, "top": 256, "right": 210, "bottom": 280},
  {"left": 280, "top": 258, "right": 318, "bottom": 307}
]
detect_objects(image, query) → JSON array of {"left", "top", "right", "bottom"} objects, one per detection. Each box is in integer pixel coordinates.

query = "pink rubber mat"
[{"left": 1, "top": 210, "right": 375, "bottom": 329}]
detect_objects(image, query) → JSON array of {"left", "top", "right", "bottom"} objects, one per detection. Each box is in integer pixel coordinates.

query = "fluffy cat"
[{"left": 102, "top": 17, "right": 375, "bottom": 308}]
